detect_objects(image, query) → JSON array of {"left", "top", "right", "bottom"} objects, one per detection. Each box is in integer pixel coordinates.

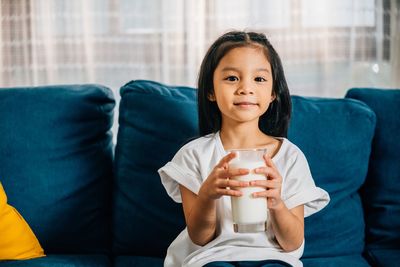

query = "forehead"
[{"left": 217, "top": 46, "right": 271, "bottom": 71}]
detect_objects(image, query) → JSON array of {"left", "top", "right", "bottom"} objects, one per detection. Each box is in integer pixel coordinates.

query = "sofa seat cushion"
[
  {"left": 365, "top": 248, "right": 400, "bottom": 267},
  {"left": 288, "top": 96, "right": 376, "bottom": 257},
  {"left": 301, "top": 255, "right": 370, "bottom": 267},
  {"left": 114, "top": 256, "right": 163, "bottom": 267},
  {"left": 0, "top": 254, "right": 111, "bottom": 267},
  {"left": 346, "top": 88, "right": 400, "bottom": 253},
  {"left": 0, "top": 85, "right": 115, "bottom": 254}
]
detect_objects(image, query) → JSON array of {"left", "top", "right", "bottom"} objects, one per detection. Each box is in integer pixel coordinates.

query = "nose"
[{"left": 237, "top": 80, "right": 254, "bottom": 95}]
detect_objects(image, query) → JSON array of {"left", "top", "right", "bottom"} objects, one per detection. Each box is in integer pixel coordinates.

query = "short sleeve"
[
  {"left": 282, "top": 150, "right": 330, "bottom": 217},
  {"left": 158, "top": 146, "right": 203, "bottom": 203}
]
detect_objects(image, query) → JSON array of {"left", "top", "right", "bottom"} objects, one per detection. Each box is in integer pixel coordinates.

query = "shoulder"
[
  {"left": 178, "top": 133, "right": 217, "bottom": 151},
  {"left": 158, "top": 135, "right": 219, "bottom": 203},
  {"left": 276, "top": 138, "right": 307, "bottom": 164},
  {"left": 172, "top": 133, "right": 219, "bottom": 162}
]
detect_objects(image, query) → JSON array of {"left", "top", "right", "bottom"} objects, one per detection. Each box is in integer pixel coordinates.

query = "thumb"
[{"left": 263, "top": 154, "right": 275, "bottom": 168}]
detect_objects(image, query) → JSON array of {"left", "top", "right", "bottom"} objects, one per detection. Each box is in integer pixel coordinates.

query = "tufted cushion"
[
  {"left": 346, "top": 88, "right": 400, "bottom": 266},
  {"left": 288, "top": 96, "right": 376, "bottom": 258},
  {"left": 113, "top": 80, "right": 197, "bottom": 256},
  {"left": 0, "top": 84, "right": 115, "bottom": 254}
]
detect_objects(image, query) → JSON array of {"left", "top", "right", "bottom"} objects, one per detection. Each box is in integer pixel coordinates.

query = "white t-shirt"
[{"left": 158, "top": 132, "right": 330, "bottom": 267}]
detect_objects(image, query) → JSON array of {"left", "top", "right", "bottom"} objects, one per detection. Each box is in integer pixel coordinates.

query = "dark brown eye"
[{"left": 225, "top": 76, "right": 238, "bottom": 82}]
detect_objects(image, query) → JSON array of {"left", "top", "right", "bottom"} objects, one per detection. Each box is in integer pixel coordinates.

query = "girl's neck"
[{"left": 219, "top": 124, "right": 273, "bottom": 150}]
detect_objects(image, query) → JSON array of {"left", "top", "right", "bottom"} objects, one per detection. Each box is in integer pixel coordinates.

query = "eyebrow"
[{"left": 221, "top": 67, "right": 270, "bottom": 73}]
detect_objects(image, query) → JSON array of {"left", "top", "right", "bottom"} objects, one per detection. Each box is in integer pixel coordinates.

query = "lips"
[{"left": 233, "top": 101, "right": 258, "bottom": 106}]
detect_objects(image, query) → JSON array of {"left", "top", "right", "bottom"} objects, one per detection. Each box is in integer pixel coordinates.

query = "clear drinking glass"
[{"left": 228, "top": 149, "right": 268, "bottom": 233}]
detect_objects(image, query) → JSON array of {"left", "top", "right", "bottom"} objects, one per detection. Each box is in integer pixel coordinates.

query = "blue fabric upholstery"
[
  {"left": 365, "top": 248, "right": 400, "bottom": 267},
  {"left": 114, "top": 257, "right": 291, "bottom": 267},
  {"left": 0, "top": 255, "right": 111, "bottom": 267},
  {"left": 0, "top": 85, "right": 115, "bottom": 254},
  {"left": 346, "top": 88, "right": 400, "bottom": 266},
  {"left": 288, "top": 96, "right": 376, "bottom": 258},
  {"left": 302, "top": 255, "right": 371, "bottom": 267},
  {"left": 114, "top": 256, "right": 163, "bottom": 267},
  {"left": 112, "top": 80, "right": 197, "bottom": 256},
  {"left": 203, "top": 260, "right": 292, "bottom": 266},
  {"left": 2, "top": 81, "right": 396, "bottom": 267}
]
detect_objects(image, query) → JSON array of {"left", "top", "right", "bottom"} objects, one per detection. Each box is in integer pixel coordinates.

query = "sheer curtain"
[{"left": 1, "top": 0, "right": 399, "bottom": 98}]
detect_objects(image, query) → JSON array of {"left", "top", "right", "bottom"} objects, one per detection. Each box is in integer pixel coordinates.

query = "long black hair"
[{"left": 197, "top": 31, "right": 291, "bottom": 137}]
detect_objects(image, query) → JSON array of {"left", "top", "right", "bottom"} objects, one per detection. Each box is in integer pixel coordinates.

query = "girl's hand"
[
  {"left": 198, "top": 152, "right": 250, "bottom": 200},
  {"left": 250, "top": 154, "right": 284, "bottom": 210}
]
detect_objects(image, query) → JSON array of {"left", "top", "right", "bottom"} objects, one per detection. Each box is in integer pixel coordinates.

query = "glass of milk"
[{"left": 228, "top": 149, "right": 268, "bottom": 233}]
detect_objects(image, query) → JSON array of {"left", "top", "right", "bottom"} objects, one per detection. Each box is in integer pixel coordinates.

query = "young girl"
[{"left": 158, "top": 31, "right": 330, "bottom": 267}]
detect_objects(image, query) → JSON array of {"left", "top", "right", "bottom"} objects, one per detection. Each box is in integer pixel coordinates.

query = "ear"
[
  {"left": 270, "top": 93, "right": 276, "bottom": 103},
  {"left": 208, "top": 93, "right": 216, "bottom": 101}
]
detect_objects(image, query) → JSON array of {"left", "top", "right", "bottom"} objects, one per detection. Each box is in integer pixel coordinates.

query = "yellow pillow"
[{"left": 0, "top": 182, "right": 45, "bottom": 260}]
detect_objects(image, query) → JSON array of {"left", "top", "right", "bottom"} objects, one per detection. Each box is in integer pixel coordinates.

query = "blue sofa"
[{"left": 0, "top": 80, "right": 399, "bottom": 267}]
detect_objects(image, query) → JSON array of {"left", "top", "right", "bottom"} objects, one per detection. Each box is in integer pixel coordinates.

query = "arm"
[
  {"left": 251, "top": 155, "right": 304, "bottom": 252},
  {"left": 269, "top": 203, "right": 304, "bottom": 251},
  {"left": 179, "top": 185, "right": 217, "bottom": 246},
  {"left": 179, "top": 152, "right": 249, "bottom": 246}
]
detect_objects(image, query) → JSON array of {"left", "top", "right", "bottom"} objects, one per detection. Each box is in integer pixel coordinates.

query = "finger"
[
  {"left": 218, "top": 178, "right": 249, "bottom": 188},
  {"left": 253, "top": 167, "right": 270, "bottom": 176},
  {"left": 216, "top": 188, "right": 243, "bottom": 197},
  {"left": 252, "top": 190, "right": 268, "bottom": 198},
  {"left": 254, "top": 167, "right": 280, "bottom": 181},
  {"left": 249, "top": 180, "right": 280, "bottom": 188},
  {"left": 263, "top": 154, "right": 276, "bottom": 169},
  {"left": 219, "top": 168, "right": 249, "bottom": 178},
  {"left": 216, "top": 152, "right": 237, "bottom": 168},
  {"left": 267, "top": 169, "right": 281, "bottom": 182},
  {"left": 252, "top": 189, "right": 280, "bottom": 198}
]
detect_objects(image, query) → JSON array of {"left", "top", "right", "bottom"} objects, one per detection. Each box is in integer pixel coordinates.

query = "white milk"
[{"left": 228, "top": 149, "right": 268, "bottom": 233}]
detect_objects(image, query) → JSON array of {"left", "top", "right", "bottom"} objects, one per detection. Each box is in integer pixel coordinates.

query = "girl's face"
[{"left": 211, "top": 46, "right": 275, "bottom": 128}]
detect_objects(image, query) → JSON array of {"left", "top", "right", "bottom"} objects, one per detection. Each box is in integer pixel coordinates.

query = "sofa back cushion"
[
  {"left": 0, "top": 85, "right": 115, "bottom": 253},
  {"left": 113, "top": 80, "right": 196, "bottom": 257},
  {"left": 113, "top": 80, "right": 376, "bottom": 259},
  {"left": 346, "top": 88, "right": 400, "bottom": 251},
  {"left": 288, "top": 96, "right": 376, "bottom": 258}
]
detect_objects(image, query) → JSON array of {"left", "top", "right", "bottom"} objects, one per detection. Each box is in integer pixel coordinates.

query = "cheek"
[
  {"left": 260, "top": 95, "right": 274, "bottom": 112},
  {"left": 215, "top": 97, "right": 229, "bottom": 110},
  {"left": 260, "top": 103, "right": 270, "bottom": 114}
]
